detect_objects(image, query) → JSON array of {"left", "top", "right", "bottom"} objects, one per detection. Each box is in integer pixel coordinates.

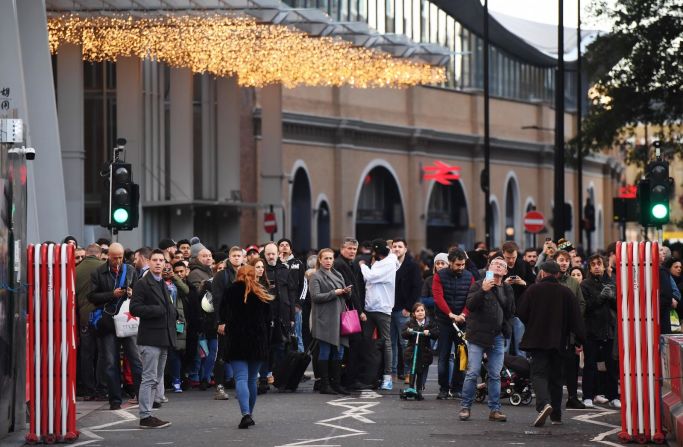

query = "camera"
[{"left": 8, "top": 146, "right": 36, "bottom": 160}]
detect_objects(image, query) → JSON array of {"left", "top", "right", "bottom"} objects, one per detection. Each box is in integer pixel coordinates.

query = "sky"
[{"left": 488, "top": 0, "right": 614, "bottom": 31}]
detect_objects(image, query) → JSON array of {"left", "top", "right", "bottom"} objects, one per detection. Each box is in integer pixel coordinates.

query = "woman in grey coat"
[{"left": 309, "top": 248, "right": 352, "bottom": 395}]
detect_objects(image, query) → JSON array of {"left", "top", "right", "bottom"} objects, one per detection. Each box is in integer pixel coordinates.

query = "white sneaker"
[
  {"left": 381, "top": 375, "right": 393, "bottom": 391},
  {"left": 609, "top": 399, "right": 621, "bottom": 409},
  {"left": 594, "top": 395, "right": 608, "bottom": 404},
  {"left": 583, "top": 399, "right": 595, "bottom": 408}
]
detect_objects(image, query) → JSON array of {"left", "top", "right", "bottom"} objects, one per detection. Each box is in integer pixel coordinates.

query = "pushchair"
[{"left": 475, "top": 353, "right": 533, "bottom": 406}]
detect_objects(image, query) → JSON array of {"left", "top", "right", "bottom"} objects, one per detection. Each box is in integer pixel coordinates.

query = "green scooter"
[{"left": 400, "top": 329, "right": 426, "bottom": 400}]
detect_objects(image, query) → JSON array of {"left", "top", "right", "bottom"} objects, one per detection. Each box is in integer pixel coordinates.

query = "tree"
[{"left": 578, "top": 0, "right": 683, "bottom": 168}]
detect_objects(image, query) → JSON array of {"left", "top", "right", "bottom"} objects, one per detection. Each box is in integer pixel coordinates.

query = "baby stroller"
[{"left": 475, "top": 354, "right": 533, "bottom": 406}]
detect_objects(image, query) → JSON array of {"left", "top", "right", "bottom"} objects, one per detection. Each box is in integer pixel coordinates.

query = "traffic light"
[
  {"left": 638, "top": 159, "right": 672, "bottom": 227},
  {"left": 107, "top": 162, "right": 139, "bottom": 231}
]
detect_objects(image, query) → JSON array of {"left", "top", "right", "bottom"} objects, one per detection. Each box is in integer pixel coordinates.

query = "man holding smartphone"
[
  {"left": 501, "top": 241, "right": 536, "bottom": 357},
  {"left": 88, "top": 242, "right": 141, "bottom": 410}
]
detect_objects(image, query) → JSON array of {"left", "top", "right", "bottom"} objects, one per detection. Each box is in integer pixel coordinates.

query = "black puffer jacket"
[
  {"left": 465, "top": 280, "right": 515, "bottom": 348},
  {"left": 580, "top": 274, "right": 616, "bottom": 340},
  {"left": 402, "top": 318, "right": 439, "bottom": 369}
]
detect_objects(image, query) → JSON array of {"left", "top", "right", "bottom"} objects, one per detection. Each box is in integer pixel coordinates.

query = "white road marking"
[
  {"left": 276, "top": 396, "right": 381, "bottom": 446},
  {"left": 78, "top": 429, "right": 103, "bottom": 441},
  {"left": 65, "top": 439, "right": 100, "bottom": 446},
  {"left": 113, "top": 409, "right": 138, "bottom": 420},
  {"left": 572, "top": 409, "right": 622, "bottom": 446}
]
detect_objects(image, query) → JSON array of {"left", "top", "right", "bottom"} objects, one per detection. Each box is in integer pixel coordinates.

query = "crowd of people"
[{"left": 64, "top": 233, "right": 683, "bottom": 430}]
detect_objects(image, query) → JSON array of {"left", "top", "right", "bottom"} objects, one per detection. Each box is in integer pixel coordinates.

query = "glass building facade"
[{"left": 283, "top": 0, "right": 577, "bottom": 108}]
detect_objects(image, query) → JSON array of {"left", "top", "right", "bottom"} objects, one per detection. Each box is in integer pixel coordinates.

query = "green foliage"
[{"left": 576, "top": 0, "right": 683, "bottom": 168}]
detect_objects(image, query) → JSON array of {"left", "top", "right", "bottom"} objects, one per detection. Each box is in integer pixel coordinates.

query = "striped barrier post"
[
  {"left": 25, "top": 244, "right": 79, "bottom": 444},
  {"left": 616, "top": 241, "right": 665, "bottom": 444}
]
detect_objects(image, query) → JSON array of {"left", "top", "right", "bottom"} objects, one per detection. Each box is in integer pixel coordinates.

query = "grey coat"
[{"left": 310, "top": 268, "right": 349, "bottom": 348}]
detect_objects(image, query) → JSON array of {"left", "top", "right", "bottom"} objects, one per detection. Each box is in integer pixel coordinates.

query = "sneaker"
[
  {"left": 533, "top": 404, "right": 553, "bottom": 427},
  {"left": 594, "top": 395, "right": 609, "bottom": 404},
  {"left": 140, "top": 416, "right": 171, "bottom": 429},
  {"left": 566, "top": 397, "right": 586, "bottom": 409},
  {"left": 380, "top": 375, "right": 393, "bottom": 391},
  {"left": 449, "top": 390, "right": 462, "bottom": 399},
  {"left": 238, "top": 414, "right": 254, "bottom": 429},
  {"left": 583, "top": 399, "right": 595, "bottom": 409},
  {"left": 159, "top": 396, "right": 168, "bottom": 403},
  {"left": 489, "top": 410, "right": 507, "bottom": 422},
  {"left": 152, "top": 401, "right": 162, "bottom": 409},
  {"left": 459, "top": 407, "right": 470, "bottom": 421},
  {"left": 109, "top": 403, "right": 121, "bottom": 411},
  {"left": 609, "top": 399, "right": 621, "bottom": 409},
  {"left": 127, "top": 397, "right": 138, "bottom": 405},
  {"left": 437, "top": 390, "right": 450, "bottom": 400},
  {"left": 172, "top": 380, "right": 182, "bottom": 394},
  {"left": 214, "top": 384, "right": 229, "bottom": 400},
  {"left": 550, "top": 417, "right": 563, "bottom": 425}
]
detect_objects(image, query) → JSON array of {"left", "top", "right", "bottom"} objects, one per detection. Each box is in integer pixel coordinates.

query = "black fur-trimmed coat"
[{"left": 220, "top": 281, "right": 272, "bottom": 362}]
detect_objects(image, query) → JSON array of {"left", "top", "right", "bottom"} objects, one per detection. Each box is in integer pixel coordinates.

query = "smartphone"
[
  {"left": 509, "top": 275, "right": 519, "bottom": 281},
  {"left": 485, "top": 271, "right": 494, "bottom": 281}
]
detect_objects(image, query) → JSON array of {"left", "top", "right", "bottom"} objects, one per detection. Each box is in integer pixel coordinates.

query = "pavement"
[{"left": 3, "top": 363, "right": 648, "bottom": 447}]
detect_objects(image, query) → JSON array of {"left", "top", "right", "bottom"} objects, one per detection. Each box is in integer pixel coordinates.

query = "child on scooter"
[{"left": 402, "top": 302, "right": 439, "bottom": 399}]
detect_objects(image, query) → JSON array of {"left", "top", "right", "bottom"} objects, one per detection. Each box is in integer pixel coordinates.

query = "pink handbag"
[{"left": 340, "top": 303, "right": 361, "bottom": 336}]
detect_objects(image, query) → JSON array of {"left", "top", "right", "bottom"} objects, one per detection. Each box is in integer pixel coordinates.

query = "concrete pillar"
[
  {"left": 17, "top": 0, "right": 69, "bottom": 242},
  {"left": 260, "top": 84, "right": 284, "bottom": 242},
  {"left": 169, "top": 68, "right": 194, "bottom": 239},
  {"left": 216, "top": 76, "right": 240, "bottom": 244},
  {"left": 116, "top": 56, "right": 144, "bottom": 249},
  {"left": 57, "top": 44, "right": 85, "bottom": 244}
]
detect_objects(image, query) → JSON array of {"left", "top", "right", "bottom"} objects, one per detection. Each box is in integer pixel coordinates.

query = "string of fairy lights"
[{"left": 47, "top": 14, "right": 445, "bottom": 88}]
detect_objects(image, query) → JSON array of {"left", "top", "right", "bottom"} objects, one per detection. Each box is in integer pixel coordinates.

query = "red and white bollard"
[
  {"left": 26, "top": 244, "right": 79, "bottom": 444},
  {"left": 616, "top": 241, "right": 665, "bottom": 444}
]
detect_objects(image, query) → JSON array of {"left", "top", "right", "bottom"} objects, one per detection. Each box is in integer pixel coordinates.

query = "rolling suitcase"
[{"left": 273, "top": 341, "right": 317, "bottom": 391}]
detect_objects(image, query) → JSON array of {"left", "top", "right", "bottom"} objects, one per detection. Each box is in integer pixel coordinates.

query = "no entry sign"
[
  {"left": 264, "top": 212, "right": 277, "bottom": 234},
  {"left": 524, "top": 210, "right": 545, "bottom": 233}
]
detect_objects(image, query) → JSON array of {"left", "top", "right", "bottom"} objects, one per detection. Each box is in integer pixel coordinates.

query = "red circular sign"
[
  {"left": 264, "top": 212, "right": 277, "bottom": 234},
  {"left": 524, "top": 211, "right": 545, "bottom": 233}
]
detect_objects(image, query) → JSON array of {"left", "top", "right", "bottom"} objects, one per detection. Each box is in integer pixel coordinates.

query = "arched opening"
[
  {"left": 426, "top": 181, "right": 470, "bottom": 252},
  {"left": 316, "top": 201, "right": 331, "bottom": 250},
  {"left": 355, "top": 166, "right": 405, "bottom": 243},
  {"left": 489, "top": 199, "right": 500, "bottom": 249},
  {"left": 504, "top": 176, "right": 519, "bottom": 242},
  {"left": 291, "top": 168, "right": 312, "bottom": 253}
]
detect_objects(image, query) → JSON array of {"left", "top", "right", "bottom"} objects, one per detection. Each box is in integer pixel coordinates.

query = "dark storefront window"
[{"left": 83, "top": 61, "right": 116, "bottom": 225}]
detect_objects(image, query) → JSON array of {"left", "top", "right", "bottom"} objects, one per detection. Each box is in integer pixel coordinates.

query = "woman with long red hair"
[{"left": 219, "top": 264, "right": 272, "bottom": 429}]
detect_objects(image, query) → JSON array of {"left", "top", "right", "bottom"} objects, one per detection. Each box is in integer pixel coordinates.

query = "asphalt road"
[{"left": 3, "top": 364, "right": 634, "bottom": 447}]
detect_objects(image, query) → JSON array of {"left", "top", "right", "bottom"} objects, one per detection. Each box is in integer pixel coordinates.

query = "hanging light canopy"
[{"left": 47, "top": 13, "right": 445, "bottom": 88}]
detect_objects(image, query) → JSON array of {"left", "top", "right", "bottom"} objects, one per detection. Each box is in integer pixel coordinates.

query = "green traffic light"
[
  {"left": 113, "top": 208, "right": 129, "bottom": 224},
  {"left": 651, "top": 203, "right": 668, "bottom": 220}
]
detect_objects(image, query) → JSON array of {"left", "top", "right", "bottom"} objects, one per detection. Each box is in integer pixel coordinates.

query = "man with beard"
[
  {"left": 259, "top": 242, "right": 294, "bottom": 393},
  {"left": 432, "top": 248, "right": 473, "bottom": 399}
]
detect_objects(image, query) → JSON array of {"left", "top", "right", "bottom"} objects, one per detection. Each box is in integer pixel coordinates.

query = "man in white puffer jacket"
[{"left": 359, "top": 239, "right": 399, "bottom": 390}]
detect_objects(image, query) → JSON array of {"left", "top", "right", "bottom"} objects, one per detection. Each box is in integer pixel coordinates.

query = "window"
[{"left": 83, "top": 61, "right": 117, "bottom": 225}]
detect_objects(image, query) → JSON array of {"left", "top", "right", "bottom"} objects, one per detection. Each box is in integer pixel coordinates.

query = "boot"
[
  {"left": 316, "top": 361, "right": 337, "bottom": 395},
  {"left": 329, "top": 360, "right": 350, "bottom": 395}
]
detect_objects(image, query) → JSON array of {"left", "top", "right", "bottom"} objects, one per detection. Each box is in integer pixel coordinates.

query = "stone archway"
[
  {"left": 355, "top": 166, "right": 405, "bottom": 243},
  {"left": 426, "top": 181, "right": 470, "bottom": 252},
  {"left": 291, "top": 168, "right": 312, "bottom": 252}
]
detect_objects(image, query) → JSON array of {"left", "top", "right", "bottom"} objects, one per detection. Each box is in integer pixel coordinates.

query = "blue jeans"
[
  {"left": 232, "top": 360, "right": 262, "bottom": 416},
  {"left": 96, "top": 333, "right": 142, "bottom": 405},
  {"left": 461, "top": 335, "right": 505, "bottom": 411},
  {"left": 390, "top": 310, "right": 410, "bottom": 374},
  {"left": 190, "top": 338, "right": 218, "bottom": 382},
  {"left": 294, "top": 307, "right": 304, "bottom": 352},
  {"left": 318, "top": 341, "right": 344, "bottom": 360},
  {"left": 507, "top": 317, "right": 526, "bottom": 357},
  {"left": 167, "top": 348, "right": 183, "bottom": 382}
]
